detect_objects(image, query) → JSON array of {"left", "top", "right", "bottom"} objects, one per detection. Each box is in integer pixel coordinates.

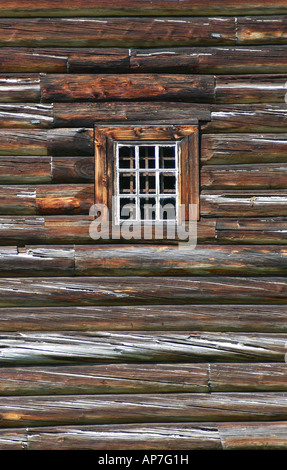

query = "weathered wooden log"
[
  {"left": 131, "top": 46, "right": 287, "bottom": 74},
  {"left": 0, "top": 184, "right": 94, "bottom": 215},
  {"left": 210, "top": 363, "right": 287, "bottom": 392},
  {"left": 201, "top": 190, "right": 287, "bottom": 217},
  {"left": 0, "top": 18, "right": 236, "bottom": 48},
  {"left": 202, "top": 105, "right": 287, "bottom": 133},
  {"left": 215, "top": 218, "right": 287, "bottom": 244},
  {"left": 0, "top": 129, "right": 94, "bottom": 156},
  {"left": 218, "top": 421, "right": 287, "bottom": 450},
  {"left": 41, "top": 74, "right": 215, "bottom": 103},
  {"left": 0, "top": 364, "right": 209, "bottom": 395},
  {"left": 0, "top": 423, "right": 222, "bottom": 450},
  {"left": 53, "top": 102, "right": 210, "bottom": 127},
  {"left": 237, "top": 16, "right": 287, "bottom": 45},
  {"left": 1, "top": 0, "right": 286, "bottom": 17},
  {"left": 0, "top": 104, "right": 53, "bottom": 129},
  {"left": 0, "top": 276, "right": 286, "bottom": 306},
  {"left": 0, "top": 392, "right": 287, "bottom": 427},
  {"left": 201, "top": 134, "right": 287, "bottom": 165},
  {"left": 215, "top": 75, "right": 287, "bottom": 104},
  {"left": 201, "top": 164, "right": 287, "bottom": 189},
  {"left": 0, "top": 245, "right": 287, "bottom": 277},
  {"left": 0, "top": 304, "right": 286, "bottom": 332},
  {"left": 0, "top": 216, "right": 217, "bottom": 245},
  {"left": 0, "top": 331, "right": 285, "bottom": 365},
  {"left": 0, "top": 75, "right": 40, "bottom": 102}
]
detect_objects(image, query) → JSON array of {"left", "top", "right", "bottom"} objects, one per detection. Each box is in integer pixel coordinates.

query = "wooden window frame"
[{"left": 94, "top": 124, "right": 199, "bottom": 231}]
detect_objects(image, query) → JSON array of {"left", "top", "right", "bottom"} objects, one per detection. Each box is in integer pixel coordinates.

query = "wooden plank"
[
  {"left": 215, "top": 75, "right": 287, "bottom": 104},
  {"left": 218, "top": 421, "right": 287, "bottom": 450},
  {"left": 131, "top": 46, "right": 287, "bottom": 74},
  {"left": 216, "top": 218, "right": 287, "bottom": 244},
  {"left": 201, "top": 105, "right": 287, "bottom": 133},
  {"left": 0, "top": 392, "right": 287, "bottom": 427},
  {"left": 0, "top": 364, "right": 209, "bottom": 395},
  {"left": 201, "top": 134, "right": 287, "bottom": 165},
  {"left": 0, "top": 104, "right": 53, "bottom": 129},
  {"left": 0, "top": 129, "right": 94, "bottom": 156},
  {"left": 0, "top": 184, "right": 94, "bottom": 215},
  {"left": 210, "top": 363, "right": 287, "bottom": 392},
  {"left": 201, "top": 164, "right": 287, "bottom": 189},
  {"left": 201, "top": 190, "right": 287, "bottom": 217},
  {"left": 0, "top": 331, "right": 285, "bottom": 365},
  {"left": 0, "top": 304, "right": 286, "bottom": 332},
  {"left": 0, "top": 75, "right": 40, "bottom": 102},
  {"left": 0, "top": 157, "right": 51, "bottom": 184},
  {"left": 0, "top": 276, "right": 286, "bottom": 307},
  {"left": 0, "top": 18, "right": 236, "bottom": 47},
  {"left": 1, "top": 0, "right": 287, "bottom": 17},
  {"left": 237, "top": 16, "right": 287, "bottom": 45},
  {"left": 53, "top": 102, "right": 210, "bottom": 127},
  {"left": 41, "top": 74, "right": 215, "bottom": 103}
]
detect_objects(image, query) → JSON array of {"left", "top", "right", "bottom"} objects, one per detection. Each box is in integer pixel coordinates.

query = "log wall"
[{"left": 0, "top": 0, "right": 287, "bottom": 451}]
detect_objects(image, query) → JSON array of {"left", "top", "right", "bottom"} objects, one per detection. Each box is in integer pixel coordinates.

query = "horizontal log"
[
  {"left": 0, "top": 364, "right": 209, "bottom": 395},
  {"left": 201, "top": 164, "right": 287, "bottom": 189},
  {"left": 41, "top": 74, "right": 215, "bottom": 103},
  {"left": 237, "top": 16, "right": 287, "bottom": 45},
  {"left": 0, "top": 48, "right": 130, "bottom": 73},
  {"left": 0, "top": 331, "right": 285, "bottom": 365},
  {"left": 0, "top": 304, "right": 286, "bottom": 332},
  {"left": 201, "top": 190, "right": 287, "bottom": 217},
  {"left": 202, "top": 105, "right": 287, "bottom": 133},
  {"left": 0, "top": 216, "right": 217, "bottom": 245},
  {"left": 210, "top": 363, "right": 287, "bottom": 392},
  {"left": 216, "top": 218, "right": 287, "bottom": 244},
  {"left": 53, "top": 102, "right": 210, "bottom": 127},
  {"left": 0, "top": 104, "right": 53, "bottom": 129},
  {"left": 218, "top": 421, "right": 287, "bottom": 450},
  {"left": 0, "top": 75, "right": 40, "bottom": 102},
  {"left": 0, "top": 18, "right": 236, "bottom": 47},
  {"left": 201, "top": 134, "right": 287, "bottom": 165},
  {"left": 0, "top": 184, "right": 94, "bottom": 215},
  {"left": 0, "top": 276, "right": 286, "bottom": 306},
  {"left": 131, "top": 46, "right": 287, "bottom": 74},
  {"left": 1, "top": 0, "right": 287, "bottom": 17},
  {"left": 0, "top": 245, "right": 287, "bottom": 277},
  {"left": 0, "top": 392, "right": 287, "bottom": 427},
  {"left": 215, "top": 75, "right": 287, "bottom": 104},
  {"left": 0, "top": 129, "right": 94, "bottom": 156}
]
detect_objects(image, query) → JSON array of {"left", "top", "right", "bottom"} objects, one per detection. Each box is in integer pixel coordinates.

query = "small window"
[{"left": 94, "top": 124, "right": 199, "bottom": 238}]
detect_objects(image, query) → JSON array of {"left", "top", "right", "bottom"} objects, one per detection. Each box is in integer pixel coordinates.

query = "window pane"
[
  {"left": 139, "top": 197, "right": 156, "bottom": 220},
  {"left": 119, "top": 198, "right": 136, "bottom": 220},
  {"left": 160, "top": 173, "right": 176, "bottom": 194},
  {"left": 139, "top": 146, "right": 156, "bottom": 169},
  {"left": 119, "top": 172, "right": 136, "bottom": 194},
  {"left": 159, "top": 146, "right": 176, "bottom": 169},
  {"left": 160, "top": 197, "right": 176, "bottom": 220},
  {"left": 140, "top": 172, "right": 156, "bottom": 194},
  {"left": 119, "top": 146, "right": 135, "bottom": 169}
]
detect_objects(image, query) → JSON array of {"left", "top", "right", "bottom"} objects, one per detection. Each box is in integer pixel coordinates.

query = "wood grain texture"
[
  {"left": 0, "top": 392, "right": 287, "bottom": 427},
  {"left": 218, "top": 421, "right": 287, "bottom": 450},
  {"left": 0, "top": 104, "right": 53, "bottom": 129},
  {"left": 0, "top": 75, "right": 40, "bottom": 102},
  {"left": 216, "top": 218, "right": 287, "bottom": 244},
  {"left": 0, "top": 18, "right": 236, "bottom": 48},
  {"left": 201, "top": 190, "right": 287, "bottom": 217},
  {"left": 201, "top": 134, "right": 287, "bottom": 165},
  {"left": 41, "top": 74, "right": 215, "bottom": 103},
  {"left": 237, "top": 16, "right": 287, "bottom": 45},
  {"left": 215, "top": 75, "right": 287, "bottom": 103},
  {"left": 0, "top": 277, "right": 286, "bottom": 306},
  {"left": 0, "top": 304, "right": 286, "bottom": 332}
]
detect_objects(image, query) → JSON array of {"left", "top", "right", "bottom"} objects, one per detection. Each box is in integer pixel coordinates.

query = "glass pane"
[
  {"left": 160, "top": 173, "right": 176, "bottom": 194},
  {"left": 139, "top": 146, "right": 156, "bottom": 169},
  {"left": 119, "top": 172, "right": 136, "bottom": 194},
  {"left": 119, "top": 198, "right": 136, "bottom": 220},
  {"left": 139, "top": 197, "right": 156, "bottom": 220},
  {"left": 119, "top": 146, "right": 135, "bottom": 169},
  {"left": 159, "top": 146, "right": 176, "bottom": 169},
  {"left": 160, "top": 197, "right": 176, "bottom": 220},
  {"left": 140, "top": 172, "right": 156, "bottom": 194}
]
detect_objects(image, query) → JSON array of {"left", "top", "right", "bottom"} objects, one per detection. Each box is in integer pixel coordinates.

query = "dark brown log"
[
  {"left": 0, "top": 0, "right": 286, "bottom": 17},
  {"left": 0, "top": 129, "right": 94, "bottom": 156},
  {"left": 53, "top": 102, "right": 210, "bottom": 127},
  {"left": 0, "top": 276, "right": 286, "bottom": 307},
  {"left": 0, "top": 184, "right": 94, "bottom": 215},
  {"left": 210, "top": 363, "right": 287, "bottom": 392},
  {"left": 0, "top": 331, "right": 285, "bottom": 365},
  {"left": 201, "top": 163, "right": 287, "bottom": 189},
  {"left": 237, "top": 16, "right": 287, "bottom": 45},
  {"left": 41, "top": 74, "right": 215, "bottom": 103},
  {"left": 201, "top": 190, "right": 287, "bottom": 217},
  {"left": 216, "top": 218, "right": 287, "bottom": 244},
  {"left": 0, "top": 104, "right": 53, "bottom": 129},
  {"left": 0, "top": 392, "right": 287, "bottom": 427},
  {"left": 202, "top": 105, "right": 287, "bottom": 133},
  {"left": 0, "top": 18, "right": 236, "bottom": 48},
  {"left": 218, "top": 421, "right": 287, "bottom": 450},
  {"left": 0, "top": 304, "right": 286, "bottom": 332},
  {"left": 201, "top": 134, "right": 287, "bottom": 165},
  {"left": 0, "top": 157, "right": 51, "bottom": 184},
  {"left": 0, "top": 364, "right": 209, "bottom": 395},
  {"left": 0, "top": 216, "right": 216, "bottom": 245},
  {"left": 0, "top": 75, "right": 40, "bottom": 102},
  {"left": 215, "top": 75, "right": 287, "bottom": 104},
  {"left": 131, "top": 46, "right": 287, "bottom": 74}
]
